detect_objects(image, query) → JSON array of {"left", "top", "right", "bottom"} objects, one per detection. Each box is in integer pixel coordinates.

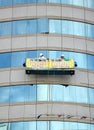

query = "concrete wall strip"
[{"left": 0, "top": 4, "right": 94, "bottom": 24}]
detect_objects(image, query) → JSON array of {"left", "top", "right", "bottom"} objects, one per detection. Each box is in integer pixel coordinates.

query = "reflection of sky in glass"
[
  {"left": 0, "top": 121, "right": 93, "bottom": 130},
  {"left": 1, "top": 19, "right": 94, "bottom": 38},
  {"left": 0, "top": 87, "right": 9, "bottom": 103},
  {"left": 10, "top": 86, "right": 25, "bottom": 102},
  {"left": 0, "top": 0, "right": 94, "bottom": 9},
  {"left": 0, "top": 84, "right": 94, "bottom": 104},
  {"left": 37, "top": 85, "right": 48, "bottom": 101},
  {"left": 11, "top": 51, "right": 27, "bottom": 67},
  {"left": 10, "top": 122, "right": 24, "bottom": 130},
  {"left": 0, "top": 52, "right": 11, "bottom": 68}
]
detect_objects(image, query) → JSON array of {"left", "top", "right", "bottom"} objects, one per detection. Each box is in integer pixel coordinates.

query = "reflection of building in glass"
[
  {"left": 0, "top": 0, "right": 94, "bottom": 130},
  {"left": 0, "top": 123, "right": 9, "bottom": 130}
]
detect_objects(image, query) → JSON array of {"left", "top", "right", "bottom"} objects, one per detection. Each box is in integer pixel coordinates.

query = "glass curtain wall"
[
  {"left": 0, "top": 19, "right": 94, "bottom": 39},
  {"left": 0, "top": 121, "right": 94, "bottom": 130},
  {"left": 0, "top": 0, "right": 94, "bottom": 9},
  {"left": 0, "top": 50, "right": 94, "bottom": 70},
  {"left": 0, "top": 84, "right": 94, "bottom": 104}
]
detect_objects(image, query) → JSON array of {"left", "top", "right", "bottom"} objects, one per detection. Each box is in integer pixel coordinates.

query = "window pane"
[
  {"left": 0, "top": 22, "right": 11, "bottom": 36},
  {"left": 37, "top": 121, "right": 48, "bottom": 130},
  {"left": 27, "top": 51, "right": 37, "bottom": 58},
  {"left": 11, "top": 51, "right": 27, "bottom": 67},
  {"left": 37, "top": 50, "right": 48, "bottom": 59},
  {"left": 0, "top": 53, "right": 11, "bottom": 68},
  {"left": 73, "top": 0, "right": 84, "bottom": 7},
  {"left": 62, "top": 20, "right": 73, "bottom": 35},
  {"left": 28, "top": 20, "right": 37, "bottom": 34},
  {"left": 27, "top": 85, "right": 36, "bottom": 101},
  {"left": 0, "top": 87, "right": 9, "bottom": 103},
  {"left": 24, "top": 121, "right": 36, "bottom": 130},
  {"left": 49, "top": 20, "right": 61, "bottom": 34},
  {"left": 38, "top": 18, "right": 49, "bottom": 33},
  {"left": 37, "top": 85, "right": 48, "bottom": 101},
  {"left": 10, "top": 86, "right": 25, "bottom": 102},
  {"left": 87, "top": 0, "right": 94, "bottom": 9},
  {"left": 37, "top": 0, "right": 46, "bottom": 3},
  {"left": 13, "top": 0, "right": 28, "bottom": 5},
  {"left": 0, "top": 0, "right": 12, "bottom": 6},
  {"left": 73, "top": 53, "right": 87, "bottom": 69},
  {"left": 49, "top": 51, "right": 61, "bottom": 59},
  {"left": 78, "top": 122, "right": 88, "bottom": 130},
  {"left": 50, "top": 121, "right": 63, "bottom": 130},
  {"left": 49, "top": 0, "right": 60, "bottom": 4},
  {"left": 87, "top": 55, "right": 94, "bottom": 70},
  {"left": 0, "top": 123, "right": 9, "bottom": 130},
  {"left": 89, "top": 88, "right": 94, "bottom": 104},
  {"left": 86, "top": 24, "right": 94, "bottom": 38},
  {"left": 73, "top": 21, "right": 85, "bottom": 37},
  {"left": 68, "top": 86, "right": 76, "bottom": 102},
  {"left": 13, "top": 20, "right": 27, "bottom": 35},
  {"left": 10, "top": 122, "right": 24, "bottom": 130},
  {"left": 76, "top": 87, "right": 88, "bottom": 103},
  {"left": 50, "top": 85, "right": 63, "bottom": 101}
]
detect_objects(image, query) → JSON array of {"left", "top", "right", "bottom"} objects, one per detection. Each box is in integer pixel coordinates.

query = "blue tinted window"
[
  {"left": 0, "top": 87, "right": 9, "bottom": 103},
  {"left": 37, "top": 0, "right": 46, "bottom": 3},
  {"left": 38, "top": 18, "right": 49, "bottom": 33},
  {"left": 0, "top": 50, "right": 94, "bottom": 70},
  {"left": 0, "top": 19, "right": 94, "bottom": 39},
  {"left": 27, "top": 51, "right": 37, "bottom": 58},
  {"left": 76, "top": 87, "right": 88, "bottom": 103},
  {"left": 0, "top": 52, "right": 11, "bottom": 68},
  {"left": 0, "top": 0, "right": 12, "bottom": 6},
  {"left": 78, "top": 122, "right": 89, "bottom": 130},
  {"left": 49, "top": 0, "right": 60, "bottom": 4},
  {"left": 13, "top": 20, "right": 27, "bottom": 35},
  {"left": 11, "top": 51, "right": 27, "bottom": 67},
  {"left": 73, "top": 52, "right": 87, "bottom": 69},
  {"left": 49, "top": 51, "right": 61, "bottom": 59},
  {"left": 27, "top": 20, "right": 37, "bottom": 34},
  {"left": 27, "top": 85, "right": 36, "bottom": 101},
  {"left": 73, "top": 0, "right": 84, "bottom": 7},
  {"left": 61, "top": 0, "right": 72, "bottom": 4},
  {"left": 37, "top": 121, "right": 48, "bottom": 130},
  {"left": 24, "top": 121, "right": 36, "bottom": 130},
  {"left": 28, "top": 0, "right": 36, "bottom": 3},
  {"left": 37, "top": 50, "right": 48, "bottom": 58},
  {"left": 62, "top": 20, "right": 73, "bottom": 35},
  {"left": 50, "top": 85, "right": 63, "bottom": 101},
  {"left": 73, "top": 21, "right": 85, "bottom": 36},
  {"left": 87, "top": 0, "right": 94, "bottom": 9},
  {"left": 13, "top": 0, "right": 28, "bottom": 4},
  {"left": 49, "top": 20, "right": 61, "bottom": 34},
  {"left": 89, "top": 88, "right": 94, "bottom": 104},
  {"left": 37, "top": 85, "right": 48, "bottom": 101},
  {"left": 64, "top": 122, "right": 78, "bottom": 130},
  {"left": 0, "top": 0, "right": 94, "bottom": 9},
  {"left": 10, "top": 85, "right": 26, "bottom": 102},
  {"left": 50, "top": 121, "right": 63, "bottom": 130},
  {"left": 0, "top": 84, "right": 94, "bottom": 104},
  {"left": 0, "top": 22, "right": 11, "bottom": 36},
  {"left": 5, "top": 121, "right": 94, "bottom": 130},
  {"left": 87, "top": 55, "right": 94, "bottom": 70},
  {"left": 10, "top": 122, "right": 24, "bottom": 130},
  {"left": 86, "top": 24, "right": 94, "bottom": 38},
  {"left": 66, "top": 86, "right": 76, "bottom": 102}
]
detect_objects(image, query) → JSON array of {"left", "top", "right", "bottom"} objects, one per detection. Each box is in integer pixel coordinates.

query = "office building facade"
[{"left": 0, "top": 0, "right": 94, "bottom": 129}]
